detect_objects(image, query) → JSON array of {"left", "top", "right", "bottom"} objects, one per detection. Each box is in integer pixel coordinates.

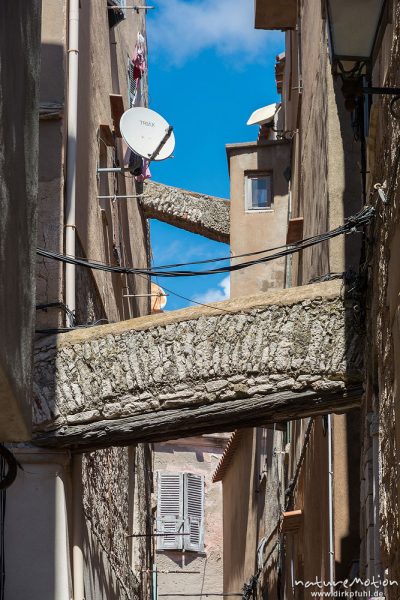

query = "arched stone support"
[{"left": 33, "top": 281, "right": 363, "bottom": 450}]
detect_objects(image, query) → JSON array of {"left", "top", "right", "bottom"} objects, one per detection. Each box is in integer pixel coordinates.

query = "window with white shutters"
[
  {"left": 157, "top": 472, "right": 204, "bottom": 553},
  {"left": 157, "top": 472, "right": 184, "bottom": 551},
  {"left": 184, "top": 473, "right": 204, "bottom": 552},
  {"left": 258, "top": 427, "right": 269, "bottom": 484}
]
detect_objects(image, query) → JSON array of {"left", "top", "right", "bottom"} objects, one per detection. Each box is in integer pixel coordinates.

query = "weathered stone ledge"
[
  {"left": 33, "top": 280, "right": 363, "bottom": 448},
  {"left": 141, "top": 180, "right": 230, "bottom": 244}
]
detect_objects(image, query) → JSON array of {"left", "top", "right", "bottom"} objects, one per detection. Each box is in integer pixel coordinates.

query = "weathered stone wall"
[
  {"left": 364, "top": 3, "right": 400, "bottom": 593},
  {"left": 82, "top": 444, "right": 152, "bottom": 600},
  {"left": 82, "top": 447, "right": 138, "bottom": 600},
  {"left": 75, "top": 235, "right": 107, "bottom": 326},
  {"left": 0, "top": 1, "right": 41, "bottom": 440},
  {"left": 33, "top": 281, "right": 363, "bottom": 448},
  {"left": 142, "top": 180, "right": 230, "bottom": 243}
]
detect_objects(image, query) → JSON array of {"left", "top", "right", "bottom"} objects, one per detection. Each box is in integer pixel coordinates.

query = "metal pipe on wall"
[
  {"left": 327, "top": 415, "right": 335, "bottom": 594},
  {"left": 55, "top": 468, "right": 71, "bottom": 600},
  {"left": 65, "top": 0, "right": 80, "bottom": 328},
  {"left": 371, "top": 410, "right": 382, "bottom": 582},
  {"left": 72, "top": 454, "right": 85, "bottom": 600}
]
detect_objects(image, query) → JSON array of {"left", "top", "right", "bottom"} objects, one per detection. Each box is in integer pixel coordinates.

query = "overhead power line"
[{"left": 36, "top": 206, "right": 374, "bottom": 279}]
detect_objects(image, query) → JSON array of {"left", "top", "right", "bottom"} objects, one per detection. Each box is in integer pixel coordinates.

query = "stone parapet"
[
  {"left": 141, "top": 181, "right": 230, "bottom": 244},
  {"left": 33, "top": 280, "right": 363, "bottom": 449}
]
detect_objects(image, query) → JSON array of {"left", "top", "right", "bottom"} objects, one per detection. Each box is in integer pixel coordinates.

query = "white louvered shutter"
[
  {"left": 183, "top": 473, "right": 204, "bottom": 552},
  {"left": 259, "top": 427, "right": 268, "bottom": 483},
  {"left": 157, "top": 472, "right": 184, "bottom": 550}
]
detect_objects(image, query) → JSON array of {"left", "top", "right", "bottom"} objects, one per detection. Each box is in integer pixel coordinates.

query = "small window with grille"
[
  {"left": 127, "top": 59, "right": 138, "bottom": 108},
  {"left": 156, "top": 471, "right": 205, "bottom": 552}
]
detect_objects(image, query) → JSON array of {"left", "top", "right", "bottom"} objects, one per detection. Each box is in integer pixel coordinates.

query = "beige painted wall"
[
  {"left": 223, "top": 136, "right": 289, "bottom": 597},
  {"left": 5, "top": 449, "right": 71, "bottom": 600},
  {"left": 285, "top": 0, "right": 362, "bottom": 287},
  {"left": 221, "top": 428, "right": 285, "bottom": 596},
  {"left": 277, "top": 0, "right": 363, "bottom": 591},
  {"left": 154, "top": 436, "right": 226, "bottom": 599},
  {"left": 227, "top": 140, "right": 290, "bottom": 297},
  {"left": 17, "top": 3, "right": 154, "bottom": 599},
  {"left": 37, "top": 0, "right": 149, "bottom": 329},
  {"left": 222, "top": 430, "right": 259, "bottom": 593}
]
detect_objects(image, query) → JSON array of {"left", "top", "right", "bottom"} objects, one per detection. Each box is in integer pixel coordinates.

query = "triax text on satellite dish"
[{"left": 120, "top": 107, "right": 175, "bottom": 162}]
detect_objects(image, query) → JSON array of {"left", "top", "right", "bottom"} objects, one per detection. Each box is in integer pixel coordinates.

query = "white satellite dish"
[
  {"left": 120, "top": 107, "right": 175, "bottom": 162},
  {"left": 151, "top": 283, "right": 167, "bottom": 312}
]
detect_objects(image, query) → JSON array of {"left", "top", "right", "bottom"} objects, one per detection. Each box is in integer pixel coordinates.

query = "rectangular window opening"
[
  {"left": 156, "top": 471, "right": 205, "bottom": 553},
  {"left": 245, "top": 172, "right": 273, "bottom": 211}
]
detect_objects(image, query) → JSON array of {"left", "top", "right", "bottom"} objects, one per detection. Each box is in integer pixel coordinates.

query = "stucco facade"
[
  {"left": 219, "top": 121, "right": 289, "bottom": 599},
  {"left": 277, "top": 0, "right": 363, "bottom": 593},
  {"left": 154, "top": 436, "right": 226, "bottom": 600},
  {"left": 220, "top": 1, "right": 364, "bottom": 596},
  {"left": 5, "top": 3, "right": 153, "bottom": 599},
  {"left": 227, "top": 139, "right": 290, "bottom": 297}
]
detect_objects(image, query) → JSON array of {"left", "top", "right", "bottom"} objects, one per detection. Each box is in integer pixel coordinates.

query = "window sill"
[{"left": 244, "top": 208, "right": 275, "bottom": 214}]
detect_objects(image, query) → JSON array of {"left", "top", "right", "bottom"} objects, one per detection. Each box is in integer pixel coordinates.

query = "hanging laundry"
[
  {"left": 132, "top": 32, "right": 146, "bottom": 82},
  {"left": 127, "top": 32, "right": 151, "bottom": 182},
  {"left": 135, "top": 159, "right": 151, "bottom": 183}
]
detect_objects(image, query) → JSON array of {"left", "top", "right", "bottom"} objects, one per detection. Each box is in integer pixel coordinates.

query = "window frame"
[
  {"left": 156, "top": 471, "right": 205, "bottom": 553},
  {"left": 244, "top": 171, "right": 273, "bottom": 213},
  {"left": 127, "top": 58, "right": 138, "bottom": 108}
]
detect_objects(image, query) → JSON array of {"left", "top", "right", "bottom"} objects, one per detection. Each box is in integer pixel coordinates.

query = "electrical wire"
[
  {"left": 36, "top": 206, "right": 375, "bottom": 279},
  {"left": 36, "top": 301, "right": 75, "bottom": 324},
  {"left": 159, "top": 284, "right": 235, "bottom": 314},
  {"left": 35, "top": 319, "right": 109, "bottom": 336}
]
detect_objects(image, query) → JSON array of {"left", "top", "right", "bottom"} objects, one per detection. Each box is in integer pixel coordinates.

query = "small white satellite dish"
[
  {"left": 151, "top": 283, "right": 167, "bottom": 312},
  {"left": 120, "top": 107, "right": 175, "bottom": 162}
]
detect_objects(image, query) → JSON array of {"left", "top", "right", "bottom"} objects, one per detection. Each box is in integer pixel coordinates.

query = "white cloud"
[
  {"left": 152, "top": 238, "right": 217, "bottom": 264},
  {"left": 148, "top": 0, "right": 282, "bottom": 66},
  {"left": 194, "top": 275, "right": 230, "bottom": 304}
]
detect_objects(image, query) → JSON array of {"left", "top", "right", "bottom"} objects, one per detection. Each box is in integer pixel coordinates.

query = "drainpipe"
[
  {"left": 65, "top": 0, "right": 79, "bottom": 327},
  {"left": 371, "top": 412, "right": 382, "bottom": 583},
  {"left": 72, "top": 454, "right": 85, "bottom": 600},
  {"left": 327, "top": 414, "right": 335, "bottom": 594},
  {"left": 285, "top": 186, "right": 292, "bottom": 290},
  {"left": 152, "top": 566, "right": 158, "bottom": 600}
]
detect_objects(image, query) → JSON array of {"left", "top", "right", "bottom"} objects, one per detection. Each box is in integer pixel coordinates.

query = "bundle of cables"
[{"left": 37, "top": 205, "right": 375, "bottom": 279}]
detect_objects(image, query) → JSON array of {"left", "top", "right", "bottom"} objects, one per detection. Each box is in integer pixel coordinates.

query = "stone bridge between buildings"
[
  {"left": 33, "top": 280, "right": 363, "bottom": 450},
  {"left": 141, "top": 181, "right": 230, "bottom": 244}
]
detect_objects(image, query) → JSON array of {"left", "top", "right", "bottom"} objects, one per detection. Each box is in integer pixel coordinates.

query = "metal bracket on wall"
[
  {"left": 107, "top": 5, "right": 155, "bottom": 11},
  {"left": 342, "top": 79, "right": 400, "bottom": 116},
  {"left": 363, "top": 86, "right": 400, "bottom": 119}
]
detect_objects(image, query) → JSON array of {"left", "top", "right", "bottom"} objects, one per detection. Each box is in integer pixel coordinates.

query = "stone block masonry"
[
  {"left": 33, "top": 280, "right": 363, "bottom": 449},
  {"left": 142, "top": 181, "right": 230, "bottom": 243}
]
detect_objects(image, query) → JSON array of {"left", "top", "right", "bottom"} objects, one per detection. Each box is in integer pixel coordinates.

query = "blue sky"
[{"left": 146, "top": 0, "right": 283, "bottom": 311}]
